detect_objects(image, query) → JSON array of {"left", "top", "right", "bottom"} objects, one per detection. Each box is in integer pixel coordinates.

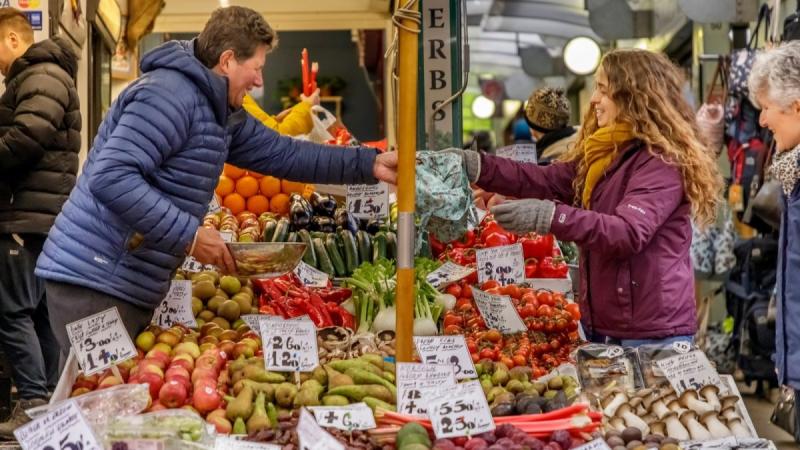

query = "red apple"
[
  {"left": 147, "top": 400, "right": 167, "bottom": 412},
  {"left": 192, "top": 383, "right": 222, "bottom": 414},
  {"left": 159, "top": 379, "right": 188, "bottom": 408},
  {"left": 70, "top": 387, "right": 91, "bottom": 397},
  {"left": 98, "top": 375, "right": 123, "bottom": 389},
  {"left": 139, "top": 361, "right": 165, "bottom": 378},
  {"left": 232, "top": 342, "right": 255, "bottom": 359},
  {"left": 191, "top": 366, "right": 218, "bottom": 385},
  {"left": 218, "top": 340, "right": 235, "bottom": 359},
  {"left": 138, "top": 372, "right": 165, "bottom": 399},
  {"left": 206, "top": 415, "right": 232, "bottom": 434},
  {"left": 170, "top": 353, "right": 195, "bottom": 372},
  {"left": 143, "top": 350, "right": 170, "bottom": 370}
]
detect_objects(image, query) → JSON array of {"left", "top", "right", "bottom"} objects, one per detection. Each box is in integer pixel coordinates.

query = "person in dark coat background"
[{"left": 0, "top": 8, "right": 80, "bottom": 434}]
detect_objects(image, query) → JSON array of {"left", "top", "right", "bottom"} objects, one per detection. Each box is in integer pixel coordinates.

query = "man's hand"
[
  {"left": 190, "top": 227, "right": 237, "bottom": 274},
  {"left": 373, "top": 151, "right": 398, "bottom": 185},
  {"left": 275, "top": 108, "right": 293, "bottom": 121},
  {"left": 301, "top": 88, "right": 321, "bottom": 106}
]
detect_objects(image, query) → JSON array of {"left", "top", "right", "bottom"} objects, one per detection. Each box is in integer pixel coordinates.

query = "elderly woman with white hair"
[{"left": 748, "top": 40, "right": 800, "bottom": 441}]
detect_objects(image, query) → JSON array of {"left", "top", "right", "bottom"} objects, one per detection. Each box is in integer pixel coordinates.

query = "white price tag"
[
  {"left": 496, "top": 143, "right": 537, "bottom": 164},
  {"left": 426, "top": 262, "right": 475, "bottom": 289},
  {"left": 397, "top": 363, "right": 457, "bottom": 417},
  {"left": 426, "top": 380, "right": 495, "bottom": 439},
  {"left": 476, "top": 243, "right": 525, "bottom": 286},
  {"left": 220, "top": 231, "right": 235, "bottom": 243},
  {"left": 241, "top": 314, "right": 263, "bottom": 334},
  {"left": 413, "top": 335, "right": 477, "bottom": 380},
  {"left": 208, "top": 196, "right": 222, "bottom": 213},
  {"left": 472, "top": 288, "right": 527, "bottom": 334},
  {"left": 66, "top": 307, "right": 137, "bottom": 375},
  {"left": 297, "top": 408, "right": 345, "bottom": 450},
  {"left": 259, "top": 318, "right": 319, "bottom": 372},
  {"left": 655, "top": 350, "right": 726, "bottom": 395},
  {"left": 152, "top": 280, "right": 197, "bottom": 328},
  {"left": 573, "top": 438, "right": 613, "bottom": 450},
  {"left": 215, "top": 436, "right": 281, "bottom": 450},
  {"left": 293, "top": 261, "right": 329, "bottom": 288},
  {"left": 14, "top": 400, "right": 101, "bottom": 450},
  {"left": 181, "top": 256, "right": 205, "bottom": 273},
  {"left": 309, "top": 402, "right": 376, "bottom": 431},
  {"left": 347, "top": 183, "right": 389, "bottom": 220}
]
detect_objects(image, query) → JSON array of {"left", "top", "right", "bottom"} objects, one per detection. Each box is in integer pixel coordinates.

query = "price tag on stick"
[
  {"left": 426, "top": 380, "right": 495, "bottom": 439},
  {"left": 293, "top": 261, "right": 329, "bottom": 288},
  {"left": 152, "top": 280, "right": 197, "bottom": 328},
  {"left": 14, "top": 400, "right": 102, "bottom": 450},
  {"left": 472, "top": 288, "right": 527, "bottom": 334},
  {"left": 309, "top": 403, "right": 376, "bottom": 431},
  {"left": 426, "top": 262, "right": 476, "bottom": 289},
  {"left": 476, "top": 243, "right": 525, "bottom": 286},
  {"left": 297, "top": 408, "right": 345, "bottom": 450},
  {"left": 397, "top": 363, "right": 457, "bottom": 416},
  {"left": 347, "top": 183, "right": 389, "bottom": 220},
  {"left": 260, "top": 318, "right": 319, "bottom": 372},
  {"left": 655, "top": 350, "right": 726, "bottom": 395},
  {"left": 413, "top": 335, "right": 477, "bottom": 380},
  {"left": 66, "top": 307, "right": 137, "bottom": 375}
]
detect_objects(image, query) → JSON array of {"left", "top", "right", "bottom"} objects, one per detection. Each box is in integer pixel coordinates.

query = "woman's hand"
[
  {"left": 490, "top": 198, "right": 556, "bottom": 235},
  {"left": 190, "top": 227, "right": 237, "bottom": 274}
]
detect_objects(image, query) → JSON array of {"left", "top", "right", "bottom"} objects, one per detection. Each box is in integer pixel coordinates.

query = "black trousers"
[{"left": 0, "top": 234, "right": 59, "bottom": 399}]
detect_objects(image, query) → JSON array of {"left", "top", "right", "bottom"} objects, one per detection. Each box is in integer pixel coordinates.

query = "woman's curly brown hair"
[{"left": 563, "top": 48, "right": 723, "bottom": 227}]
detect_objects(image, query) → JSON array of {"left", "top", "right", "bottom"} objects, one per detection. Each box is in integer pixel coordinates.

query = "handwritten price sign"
[
  {"left": 297, "top": 408, "right": 344, "bottom": 450},
  {"left": 152, "top": 280, "right": 197, "bottom": 328},
  {"left": 476, "top": 243, "right": 524, "bottom": 286},
  {"left": 472, "top": 288, "right": 526, "bottom": 334},
  {"left": 260, "top": 318, "right": 319, "bottom": 372},
  {"left": 347, "top": 183, "right": 389, "bottom": 220},
  {"left": 66, "top": 307, "right": 137, "bottom": 375},
  {"left": 413, "top": 335, "right": 477, "bottom": 380},
  {"left": 397, "top": 363, "right": 456, "bottom": 417},
  {"left": 14, "top": 400, "right": 101, "bottom": 450},
  {"left": 309, "top": 403, "right": 376, "bottom": 431},
  {"left": 655, "top": 350, "right": 726, "bottom": 395},
  {"left": 426, "top": 262, "right": 475, "bottom": 289},
  {"left": 426, "top": 380, "right": 494, "bottom": 439},
  {"left": 293, "top": 261, "right": 329, "bottom": 288}
]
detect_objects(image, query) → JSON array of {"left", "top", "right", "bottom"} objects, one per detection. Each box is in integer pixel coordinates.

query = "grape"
[
  {"left": 477, "top": 432, "right": 497, "bottom": 444},
  {"left": 487, "top": 446, "right": 505, "bottom": 450},
  {"left": 433, "top": 440, "right": 458, "bottom": 450},
  {"left": 496, "top": 437, "right": 516, "bottom": 447},
  {"left": 495, "top": 424, "right": 517, "bottom": 438},
  {"left": 523, "top": 437, "right": 546, "bottom": 450},
  {"left": 550, "top": 430, "right": 573, "bottom": 450},
  {"left": 464, "top": 438, "right": 489, "bottom": 450}
]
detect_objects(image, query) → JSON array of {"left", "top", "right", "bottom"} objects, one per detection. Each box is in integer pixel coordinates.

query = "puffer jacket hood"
[{"left": 6, "top": 35, "right": 78, "bottom": 82}]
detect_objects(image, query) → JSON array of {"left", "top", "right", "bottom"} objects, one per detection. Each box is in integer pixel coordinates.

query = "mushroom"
[
  {"left": 726, "top": 417, "right": 752, "bottom": 438},
  {"left": 680, "top": 410, "right": 712, "bottom": 441},
  {"left": 652, "top": 398, "right": 671, "bottom": 419},
  {"left": 639, "top": 389, "right": 658, "bottom": 411},
  {"left": 700, "top": 411, "right": 731, "bottom": 439},
  {"left": 699, "top": 385, "right": 721, "bottom": 411},
  {"left": 667, "top": 399, "right": 688, "bottom": 416},
  {"left": 602, "top": 389, "right": 628, "bottom": 417},
  {"left": 720, "top": 406, "right": 739, "bottom": 421},
  {"left": 720, "top": 395, "right": 740, "bottom": 411},
  {"left": 631, "top": 396, "right": 648, "bottom": 416},
  {"left": 662, "top": 392, "right": 678, "bottom": 405},
  {"left": 641, "top": 413, "right": 658, "bottom": 425},
  {"left": 616, "top": 403, "right": 650, "bottom": 435},
  {"left": 650, "top": 421, "right": 666, "bottom": 436},
  {"left": 608, "top": 416, "right": 627, "bottom": 432},
  {"left": 662, "top": 411, "right": 690, "bottom": 441},
  {"left": 679, "top": 389, "right": 715, "bottom": 414}
]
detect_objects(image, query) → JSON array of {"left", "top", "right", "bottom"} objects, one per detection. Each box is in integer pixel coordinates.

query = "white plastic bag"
[{"left": 300, "top": 105, "right": 336, "bottom": 144}]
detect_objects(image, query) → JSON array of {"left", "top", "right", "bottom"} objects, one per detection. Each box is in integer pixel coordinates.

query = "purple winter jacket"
[{"left": 477, "top": 141, "right": 696, "bottom": 339}]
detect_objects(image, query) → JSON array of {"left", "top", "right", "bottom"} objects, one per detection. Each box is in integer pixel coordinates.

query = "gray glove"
[
  {"left": 439, "top": 148, "right": 481, "bottom": 183},
  {"left": 490, "top": 199, "right": 556, "bottom": 235}
]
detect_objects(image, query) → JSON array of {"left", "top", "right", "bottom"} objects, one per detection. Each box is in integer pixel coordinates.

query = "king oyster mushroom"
[
  {"left": 638, "top": 388, "right": 658, "bottom": 411},
  {"left": 679, "top": 410, "right": 712, "bottom": 441},
  {"left": 662, "top": 411, "right": 690, "bottom": 441},
  {"left": 701, "top": 411, "right": 732, "bottom": 439},
  {"left": 679, "top": 389, "right": 715, "bottom": 414},
  {"left": 651, "top": 396, "right": 672, "bottom": 420},
  {"left": 650, "top": 421, "right": 666, "bottom": 436},
  {"left": 608, "top": 416, "right": 627, "bottom": 432},
  {"left": 720, "top": 394, "right": 740, "bottom": 411},
  {"left": 699, "top": 385, "right": 722, "bottom": 411},
  {"left": 602, "top": 389, "right": 628, "bottom": 417},
  {"left": 632, "top": 395, "right": 648, "bottom": 416},
  {"left": 667, "top": 398, "right": 688, "bottom": 416},
  {"left": 720, "top": 406, "right": 739, "bottom": 421},
  {"left": 726, "top": 417, "right": 752, "bottom": 438},
  {"left": 616, "top": 403, "right": 650, "bottom": 435}
]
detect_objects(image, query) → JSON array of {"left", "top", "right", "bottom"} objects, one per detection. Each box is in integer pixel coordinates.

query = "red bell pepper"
[
  {"left": 520, "top": 234, "right": 555, "bottom": 260},
  {"left": 316, "top": 287, "right": 352, "bottom": 304},
  {"left": 525, "top": 258, "right": 539, "bottom": 278},
  {"left": 326, "top": 302, "right": 355, "bottom": 330},
  {"left": 484, "top": 231, "right": 512, "bottom": 248},
  {"left": 429, "top": 233, "right": 446, "bottom": 257},
  {"left": 450, "top": 230, "right": 476, "bottom": 249},
  {"left": 537, "top": 257, "right": 568, "bottom": 278}
]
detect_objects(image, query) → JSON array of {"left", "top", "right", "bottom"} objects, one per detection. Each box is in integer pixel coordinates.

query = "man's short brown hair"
[
  {"left": 195, "top": 6, "right": 276, "bottom": 69},
  {"left": 0, "top": 8, "right": 33, "bottom": 43}
]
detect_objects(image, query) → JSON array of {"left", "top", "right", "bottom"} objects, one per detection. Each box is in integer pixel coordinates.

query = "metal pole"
[{"left": 394, "top": 0, "right": 420, "bottom": 363}]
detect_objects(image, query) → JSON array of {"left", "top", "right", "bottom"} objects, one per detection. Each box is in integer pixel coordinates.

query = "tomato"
[
  {"left": 444, "top": 324, "right": 462, "bottom": 335},
  {"left": 565, "top": 303, "right": 581, "bottom": 321},
  {"left": 455, "top": 297, "right": 472, "bottom": 310},
  {"left": 467, "top": 340, "right": 478, "bottom": 353},
  {"left": 445, "top": 284, "right": 462, "bottom": 298},
  {"left": 484, "top": 329, "right": 502, "bottom": 343},
  {"left": 479, "top": 348, "right": 496, "bottom": 360},
  {"left": 520, "top": 292, "right": 538, "bottom": 306},
  {"left": 502, "top": 284, "right": 522, "bottom": 300},
  {"left": 471, "top": 353, "right": 480, "bottom": 363},
  {"left": 530, "top": 319, "right": 544, "bottom": 331},
  {"left": 555, "top": 318, "right": 568, "bottom": 331},
  {"left": 536, "top": 305, "right": 553, "bottom": 318},
  {"left": 461, "top": 284, "right": 473, "bottom": 299},
  {"left": 513, "top": 354, "right": 527, "bottom": 367},
  {"left": 442, "top": 314, "right": 463, "bottom": 328},
  {"left": 550, "top": 338, "right": 561, "bottom": 350},
  {"left": 500, "top": 356, "right": 515, "bottom": 368},
  {"left": 485, "top": 287, "right": 503, "bottom": 295},
  {"left": 481, "top": 280, "right": 500, "bottom": 291},
  {"left": 457, "top": 302, "right": 474, "bottom": 314},
  {"left": 544, "top": 321, "right": 555, "bottom": 333},
  {"left": 536, "top": 291, "right": 554, "bottom": 306},
  {"left": 519, "top": 304, "right": 537, "bottom": 319}
]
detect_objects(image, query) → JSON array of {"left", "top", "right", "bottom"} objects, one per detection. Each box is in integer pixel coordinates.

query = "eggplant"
[
  {"left": 365, "top": 218, "right": 384, "bottom": 235},
  {"left": 290, "top": 193, "right": 313, "bottom": 216},
  {"left": 289, "top": 198, "right": 312, "bottom": 230},
  {"left": 310, "top": 192, "right": 338, "bottom": 217},
  {"left": 334, "top": 208, "right": 359, "bottom": 235},
  {"left": 310, "top": 216, "right": 337, "bottom": 233}
]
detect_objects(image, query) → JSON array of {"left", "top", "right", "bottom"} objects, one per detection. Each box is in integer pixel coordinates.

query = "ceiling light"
[
  {"left": 563, "top": 36, "right": 601, "bottom": 76},
  {"left": 472, "top": 95, "right": 495, "bottom": 119}
]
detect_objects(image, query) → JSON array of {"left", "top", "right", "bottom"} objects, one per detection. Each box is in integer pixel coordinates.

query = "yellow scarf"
[{"left": 582, "top": 123, "right": 635, "bottom": 208}]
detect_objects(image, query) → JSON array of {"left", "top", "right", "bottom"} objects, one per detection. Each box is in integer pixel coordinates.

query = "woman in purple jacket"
[{"left": 458, "top": 49, "right": 723, "bottom": 345}]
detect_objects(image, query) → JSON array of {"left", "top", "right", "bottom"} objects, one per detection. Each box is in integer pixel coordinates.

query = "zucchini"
[
  {"left": 297, "top": 230, "right": 317, "bottom": 267},
  {"left": 313, "top": 238, "right": 334, "bottom": 276},
  {"left": 356, "top": 230, "right": 372, "bottom": 264},
  {"left": 372, "top": 232, "right": 387, "bottom": 262},
  {"left": 340, "top": 230, "right": 359, "bottom": 273},
  {"left": 287, "top": 232, "right": 298, "bottom": 244},
  {"left": 325, "top": 235, "right": 347, "bottom": 277},
  {"left": 334, "top": 231, "right": 346, "bottom": 260},
  {"left": 385, "top": 231, "right": 397, "bottom": 260},
  {"left": 262, "top": 219, "right": 278, "bottom": 242},
  {"left": 311, "top": 231, "right": 326, "bottom": 240},
  {"left": 271, "top": 218, "right": 290, "bottom": 243}
]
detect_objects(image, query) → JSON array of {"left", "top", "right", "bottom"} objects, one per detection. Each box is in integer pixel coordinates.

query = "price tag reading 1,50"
[
  {"left": 426, "top": 262, "right": 476, "bottom": 289},
  {"left": 260, "top": 318, "right": 319, "bottom": 372},
  {"left": 472, "top": 288, "right": 527, "bottom": 334},
  {"left": 66, "top": 306, "right": 137, "bottom": 376},
  {"left": 413, "top": 335, "right": 477, "bottom": 380},
  {"left": 347, "top": 183, "right": 389, "bottom": 220},
  {"left": 426, "top": 380, "right": 495, "bottom": 439},
  {"left": 476, "top": 243, "right": 525, "bottom": 286},
  {"left": 14, "top": 400, "right": 101, "bottom": 450},
  {"left": 397, "top": 363, "right": 457, "bottom": 417},
  {"left": 309, "top": 402, "right": 376, "bottom": 431},
  {"left": 152, "top": 280, "right": 197, "bottom": 328}
]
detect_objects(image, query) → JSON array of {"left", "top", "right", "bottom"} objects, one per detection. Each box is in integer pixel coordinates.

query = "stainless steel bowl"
[{"left": 225, "top": 242, "right": 307, "bottom": 278}]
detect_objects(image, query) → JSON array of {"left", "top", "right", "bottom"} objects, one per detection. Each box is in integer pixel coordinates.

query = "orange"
[
  {"left": 223, "top": 193, "right": 246, "bottom": 215},
  {"left": 235, "top": 176, "right": 259, "bottom": 198},
  {"left": 269, "top": 193, "right": 291, "bottom": 215},
  {"left": 216, "top": 175, "right": 234, "bottom": 197},
  {"left": 247, "top": 171, "right": 264, "bottom": 179},
  {"left": 259, "top": 176, "right": 281, "bottom": 198},
  {"left": 246, "top": 195, "right": 270, "bottom": 215},
  {"left": 281, "top": 179, "right": 305, "bottom": 195},
  {"left": 223, "top": 163, "right": 245, "bottom": 180}
]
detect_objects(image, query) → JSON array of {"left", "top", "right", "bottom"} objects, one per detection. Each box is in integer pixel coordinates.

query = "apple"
[
  {"left": 200, "top": 322, "right": 220, "bottom": 337},
  {"left": 147, "top": 400, "right": 167, "bottom": 412},
  {"left": 138, "top": 372, "right": 164, "bottom": 399},
  {"left": 152, "top": 342, "right": 173, "bottom": 356},
  {"left": 98, "top": 375, "right": 123, "bottom": 389},
  {"left": 70, "top": 387, "right": 91, "bottom": 397},
  {"left": 191, "top": 367, "right": 218, "bottom": 385},
  {"left": 170, "top": 353, "right": 195, "bottom": 372},
  {"left": 159, "top": 379, "right": 188, "bottom": 408},
  {"left": 72, "top": 374, "right": 99, "bottom": 390},
  {"left": 165, "top": 366, "right": 192, "bottom": 391},
  {"left": 239, "top": 330, "right": 260, "bottom": 342},
  {"left": 199, "top": 342, "right": 217, "bottom": 353},
  {"left": 139, "top": 360, "right": 165, "bottom": 378},
  {"left": 144, "top": 350, "right": 170, "bottom": 369},
  {"left": 199, "top": 335, "right": 219, "bottom": 346},
  {"left": 156, "top": 329, "right": 181, "bottom": 347},
  {"left": 232, "top": 342, "right": 254, "bottom": 359},
  {"left": 219, "top": 329, "right": 238, "bottom": 342},
  {"left": 173, "top": 341, "right": 201, "bottom": 359},
  {"left": 206, "top": 415, "right": 232, "bottom": 434},
  {"left": 135, "top": 331, "right": 156, "bottom": 352},
  {"left": 192, "top": 383, "right": 222, "bottom": 414},
  {"left": 218, "top": 340, "right": 235, "bottom": 359},
  {"left": 207, "top": 327, "right": 224, "bottom": 339}
]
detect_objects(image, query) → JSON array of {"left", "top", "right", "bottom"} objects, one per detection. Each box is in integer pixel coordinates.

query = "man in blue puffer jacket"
[{"left": 35, "top": 6, "right": 397, "bottom": 362}]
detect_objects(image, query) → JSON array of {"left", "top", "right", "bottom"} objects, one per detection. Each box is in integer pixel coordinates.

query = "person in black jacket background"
[{"left": 0, "top": 8, "right": 80, "bottom": 435}]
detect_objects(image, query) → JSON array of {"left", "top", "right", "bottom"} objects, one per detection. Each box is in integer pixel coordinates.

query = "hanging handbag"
[
  {"left": 691, "top": 223, "right": 717, "bottom": 276},
  {"left": 728, "top": 4, "right": 770, "bottom": 98},
  {"left": 771, "top": 385, "right": 799, "bottom": 441},
  {"left": 714, "top": 206, "right": 737, "bottom": 276},
  {"left": 744, "top": 139, "right": 783, "bottom": 231},
  {"left": 697, "top": 56, "right": 727, "bottom": 156}
]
